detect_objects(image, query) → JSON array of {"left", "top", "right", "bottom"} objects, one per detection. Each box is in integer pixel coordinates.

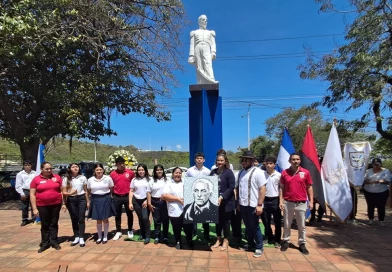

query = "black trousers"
[
  {"left": 151, "top": 198, "right": 169, "bottom": 239},
  {"left": 364, "top": 190, "right": 389, "bottom": 221},
  {"left": 262, "top": 197, "right": 282, "bottom": 243},
  {"left": 37, "top": 204, "right": 61, "bottom": 248},
  {"left": 170, "top": 214, "right": 193, "bottom": 244},
  {"left": 67, "top": 195, "right": 87, "bottom": 238},
  {"left": 349, "top": 186, "right": 358, "bottom": 220},
  {"left": 216, "top": 205, "right": 232, "bottom": 238},
  {"left": 113, "top": 195, "right": 133, "bottom": 232},
  {"left": 21, "top": 189, "right": 33, "bottom": 221},
  {"left": 133, "top": 197, "right": 151, "bottom": 239},
  {"left": 231, "top": 208, "right": 242, "bottom": 238},
  {"left": 310, "top": 202, "right": 325, "bottom": 221}
]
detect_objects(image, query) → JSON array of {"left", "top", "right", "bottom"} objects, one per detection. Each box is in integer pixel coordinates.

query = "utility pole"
[{"left": 241, "top": 104, "right": 251, "bottom": 150}]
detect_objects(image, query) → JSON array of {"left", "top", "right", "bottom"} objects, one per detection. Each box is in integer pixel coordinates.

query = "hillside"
[{"left": 0, "top": 138, "right": 242, "bottom": 169}]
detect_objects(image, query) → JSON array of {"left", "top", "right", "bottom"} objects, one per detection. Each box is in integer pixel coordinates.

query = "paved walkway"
[{"left": 0, "top": 194, "right": 391, "bottom": 272}]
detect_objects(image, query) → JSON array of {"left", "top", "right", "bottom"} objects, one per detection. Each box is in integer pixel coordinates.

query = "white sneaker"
[
  {"left": 368, "top": 219, "right": 374, "bottom": 225},
  {"left": 379, "top": 221, "right": 386, "bottom": 227},
  {"left": 128, "top": 231, "right": 134, "bottom": 239},
  {"left": 113, "top": 232, "right": 122, "bottom": 241}
]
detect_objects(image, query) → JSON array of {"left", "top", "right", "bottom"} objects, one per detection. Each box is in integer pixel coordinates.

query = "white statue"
[{"left": 188, "top": 15, "right": 218, "bottom": 84}]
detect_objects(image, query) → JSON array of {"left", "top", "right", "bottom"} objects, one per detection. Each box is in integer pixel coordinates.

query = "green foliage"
[
  {"left": 300, "top": 0, "right": 392, "bottom": 141},
  {"left": 0, "top": 0, "right": 186, "bottom": 163},
  {"left": 248, "top": 136, "right": 278, "bottom": 161}
]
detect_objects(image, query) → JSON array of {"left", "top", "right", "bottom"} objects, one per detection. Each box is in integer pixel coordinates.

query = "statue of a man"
[{"left": 188, "top": 15, "right": 218, "bottom": 84}]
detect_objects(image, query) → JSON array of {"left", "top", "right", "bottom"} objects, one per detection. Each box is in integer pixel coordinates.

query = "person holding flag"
[{"left": 280, "top": 153, "right": 313, "bottom": 255}]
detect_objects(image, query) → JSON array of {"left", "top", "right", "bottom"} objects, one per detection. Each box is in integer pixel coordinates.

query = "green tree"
[
  {"left": 249, "top": 136, "right": 278, "bottom": 160},
  {"left": 299, "top": 0, "right": 392, "bottom": 141},
  {"left": 0, "top": 0, "right": 185, "bottom": 166}
]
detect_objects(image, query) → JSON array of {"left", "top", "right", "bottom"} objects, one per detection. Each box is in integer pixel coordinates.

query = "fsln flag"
[
  {"left": 35, "top": 144, "right": 45, "bottom": 176},
  {"left": 321, "top": 123, "right": 352, "bottom": 222},
  {"left": 300, "top": 126, "right": 326, "bottom": 211},
  {"left": 343, "top": 142, "right": 371, "bottom": 187},
  {"left": 276, "top": 128, "right": 295, "bottom": 173}
]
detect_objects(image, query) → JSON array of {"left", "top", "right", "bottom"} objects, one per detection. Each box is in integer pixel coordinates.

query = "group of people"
[{"left": 14, "top": 149, "right": 390, "bottom": 258}]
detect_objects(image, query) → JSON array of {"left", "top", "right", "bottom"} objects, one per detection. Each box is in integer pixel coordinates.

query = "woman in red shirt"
[{"left": 30, "top": 161, "right": 64, "bottom": 253}]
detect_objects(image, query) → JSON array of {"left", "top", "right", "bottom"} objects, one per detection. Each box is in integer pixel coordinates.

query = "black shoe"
[
  {"left": 37, "top": 245, "right": 50, "bottom": 253},
  {"left": 239, "top": 244, "right": 254, "bottom": 251},
  {"left": 299, "top": 244, "right": 309, "bottom": 255},
  {"left": 175, "top": 242, "right": 181, "bottom": 250},
  {"left": 280, "top": 241, "right": 289, "bottom": 252},
  {"left": 144, "top": 238, "right": 150, "bottom": 245},
  {"left": 21, "top": 221, "right": 28, "bottom": 227},
  {"left": 263, "top": 239, "right": 268, "bottom": 245},
  {"left": 96, "top": 239, "right": 102, "bottom": 244},
  {"left": 71, "top": 241, "right": 79, "bottom": 247},
  {"left": 52, "top": 244, "right": 61, "bottom": 250},
  {"left": 154, "top": 238, "right": 159, "bottom": 245},
  {"left": 80, "top": 243, "right": 85, "bottom": 247},
  {"left": 163, "top": 238, "right": 168, "bottom": 244},
  {"left": 102, "top": 240, "right": 107, "bottom": 244}
]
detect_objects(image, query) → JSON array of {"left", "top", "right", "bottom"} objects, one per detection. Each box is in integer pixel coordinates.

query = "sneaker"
[
  {"left": 154, "top": 238, "right": 159, "bottom": 245},
  {"left": 263, "top": 239, "right": 268, "bottom": 245},
  {"left": 163, "top": 238, "right": 169, "bottom": 244},
  {"left": 175, "top": 242, "right": 181, "bottom": 250},
  {"left": 368, "top": 219, "right": 374, "bottom": 225},
  {"left": 253, "top": 249, "right": 263, "bottom": 258},
  {"left": 144, "top": 238, "right": 150, "bottom": 245},
  {"left": 379, "top": 221, "right": 386, "bottom": 227},
  {"left": 239, "top": 244, "right": 254, "bottom": 251},
  {"left": 127, "top": 231, "right": 134, "bottom": 239},
  {"left": 274, "top": 242, "right": 281, "bottom": 248},
  {"left": 113, "top": 232, "right": 122, "bottom": 241},
  {"left": 280, "top": 241, "right": 289, "bottom": 252},
  {"left": 299, "top": 244, "right": 309, "bottom": 255}
]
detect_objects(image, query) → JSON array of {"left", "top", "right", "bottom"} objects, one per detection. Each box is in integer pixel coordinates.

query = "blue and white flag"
[
  {"left": 35, "top": 144, "right": 45, "bottom": 176},
  {"left": 276, "top": 128, "right": 295, "bottom": 173},
  {"left": 321, "top": 123, "right": 352, "bottom": 222}
]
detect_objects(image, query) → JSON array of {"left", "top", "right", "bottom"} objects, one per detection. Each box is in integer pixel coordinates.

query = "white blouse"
[
  {"left": 87, "top": 175, "right": 114, "bottom": 195},
  {"left": 149, "top": 177, "right": 168, "bottom": 198},
  {"left": 364, "top": 168, "right": 391, "bottom": 193},
  {"left": 130, "top": 177, "right": 151, "bottom": 199},
  {"left": 162, "top": 179, "right": 184, "bottom": 217},
  {"left": 62, "top": 175, "right": 87, "bottom": 196}
]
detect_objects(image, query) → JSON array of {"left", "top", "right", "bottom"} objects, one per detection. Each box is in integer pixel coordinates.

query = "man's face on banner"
[{"left": 193, "top": 180, "right": 210, "bottom": 206}]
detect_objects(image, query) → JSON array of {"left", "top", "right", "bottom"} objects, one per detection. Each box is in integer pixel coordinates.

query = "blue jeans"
[{"left": 240, "top": 205, "right": 263, "bottom": 250}]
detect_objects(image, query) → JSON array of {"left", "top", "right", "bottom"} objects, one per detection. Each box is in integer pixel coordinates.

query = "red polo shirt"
[
  {"left": 30, "top": 174, "right": 62, "bottom": 206},
  {"left": 280, "top": 166, "right": 312, "bottom": 202},
  {"left": 110, "top": 169, "right": 135, "bottom": 195}
]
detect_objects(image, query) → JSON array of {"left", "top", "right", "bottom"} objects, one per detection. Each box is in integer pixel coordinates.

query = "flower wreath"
[{"left": 105, "top": 149, "right": 138, "bottom": 172}]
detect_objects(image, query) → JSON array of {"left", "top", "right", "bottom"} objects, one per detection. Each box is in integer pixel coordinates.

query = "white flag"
[
  {"left": 343, "top": 142, "right": 371, "bottom": 186},
  {"left": 321, "top": 124, "right": 352, "bottom": 222}
]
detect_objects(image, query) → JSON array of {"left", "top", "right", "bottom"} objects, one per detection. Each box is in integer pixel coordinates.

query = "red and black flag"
[{"left": 300, "top": 126, "right": 326, "bottom": 211}]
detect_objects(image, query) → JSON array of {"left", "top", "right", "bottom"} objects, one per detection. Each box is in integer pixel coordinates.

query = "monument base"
[{"left": 189, "top": 84, "right": 222, "bottom": 168}]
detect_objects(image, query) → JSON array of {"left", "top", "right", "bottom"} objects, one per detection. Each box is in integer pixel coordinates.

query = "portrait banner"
[
  {"left": 343, "top": 142, "right": 371, "bottom": 187},
  {"left": 183, "top": 176, "right": 219, "bottom": 224}
]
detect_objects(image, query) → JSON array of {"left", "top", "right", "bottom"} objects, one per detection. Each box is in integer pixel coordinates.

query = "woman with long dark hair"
[
  {"left": 30, "top": 162, "right": 64, "bottom": 253},
  {"left": 147, "top": 164, "right": 169, "bottom": 244},
  {"left": 129, "top": 164, "right": 151, "bottom": 244},
  {"left": 210, "top": 154, "right": 235, "bottom": 251},
  {"left": 161, "top": 167, "right": 193, "bottom": 249},
  {"left": 62, "top": 163, "right": 89, "bottom": 247},
  {"left": 87, "top": 163, "right": 116, "bottom": 244}
]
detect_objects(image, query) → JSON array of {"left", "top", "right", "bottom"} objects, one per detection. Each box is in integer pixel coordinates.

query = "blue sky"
[{"left": 100, "top": 0, "right": 362, "bottom": 152}]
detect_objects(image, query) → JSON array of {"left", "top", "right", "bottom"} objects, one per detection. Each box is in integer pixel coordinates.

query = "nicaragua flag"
[
  {"left": 35, "top": 144, "right": 45, "bottom": 176},
  {"left": 321, "top": 123, "right": 352, "bottom": 222},
  {"left": 276, "top": 128, "right": 295, "bottom": 173},
  {"left": 300, "top": 126, "right": 326, "bottom": 212}
]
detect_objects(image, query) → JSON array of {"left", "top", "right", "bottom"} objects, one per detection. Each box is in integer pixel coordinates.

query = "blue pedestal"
[{"left": 189, "top": 84, "right": 222, "bottom": 169}]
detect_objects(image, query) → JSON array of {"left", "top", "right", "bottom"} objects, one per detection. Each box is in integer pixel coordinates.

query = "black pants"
[
  {"left": 170, "top": 214, "right": 193, "bottom": 244},
  {"left": 262, "top": 197, "right": 282, "bottom": 243},
  {"left": 151, "top": 198, "right": 169, "bottom": 239},
  {"left": 67, "top": 195, "right": 87, "bottom": 238},
  {"left": 21, "top": 189, "right": 33, "bottom": 221},
  {"left": 310, "top": 202, "right": 325, "bottom": 221},
  {"left": 216, "top": 205, "right": 232, "bottom": 238},
  {"left": 349, "top": 186, "right": 358, "bottom": 220},
  {"left": 37, "top": 204, "right": 61, "bottom": 248},
  {"left": 364, "top": 190, "right": 389, "bottom": 221},
  {"left": 113, "top": 195, "right": 133, "bottom": 232},
  {"left": 133, "top": 197, "right": 151, "bottom": 239},
  {"left": 231, "top": 209, "right": 242, "bottom": 238}
]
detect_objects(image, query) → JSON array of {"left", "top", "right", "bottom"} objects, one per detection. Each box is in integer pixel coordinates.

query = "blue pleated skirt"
[{"left": 88, "top": 193, "right": 116, "bottom": 220}]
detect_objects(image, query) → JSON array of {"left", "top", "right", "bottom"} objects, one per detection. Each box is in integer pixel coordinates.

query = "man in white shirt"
[
  {"left": 15, "top": 160, "right": 36, "bottom": 226},
  {"left": 237, "top": 151, "right": 267, "bottom": 258},
  {"left": 262, "top": 156, "right": 282, "bottom": 248},
  {"left": 186, "top": 152, "right": 211, "bottom": 239}
]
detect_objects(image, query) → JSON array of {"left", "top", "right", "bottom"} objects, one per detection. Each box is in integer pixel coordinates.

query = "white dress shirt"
[
  {"left": 237, "top": 167, "right": 267, "bottom": 207},
  {"left": 87, "top": 175, "right": 114, "bottom": 195},
  {"left": 62, "top": 175, "right": 87, "bottom": 196},
  {"left": 264, "top": 170, "right": 281, "bottom": 197},
  {"left": 131, "top": 177, "right": 151, "bottom": 199},
  {"left": 186, "top": 165, "right": 210, "bottom": 177},
  {"left": 149, "top": 177, "right": 167, "bottom": 198},
  {"left": 15, "top": 170, "right": 36, "bottom": 196}
]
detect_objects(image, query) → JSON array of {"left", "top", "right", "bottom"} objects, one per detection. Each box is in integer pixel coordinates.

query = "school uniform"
[
  {"left": 15, "top": 170, "right": 36, "bottom": 223},
  {"left": 87, "top": 175, "right": 116, "bottom": 220},
  {"left": 131, "top": 177, "right": 151, "bottom": 239},
  {"left": 149, "top": 177, "right": 169, "bottom": 240}
]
